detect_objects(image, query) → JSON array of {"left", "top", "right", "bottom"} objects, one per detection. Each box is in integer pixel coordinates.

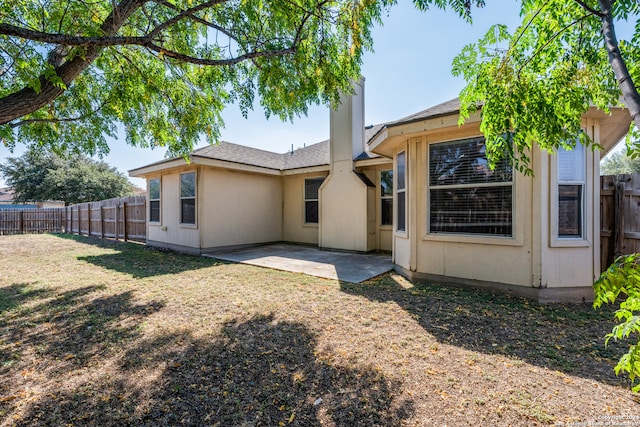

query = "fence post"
[
  {"left": 87, "top": 204, "right": 92, "bottom": 237},
  {"left": 100, "top": 206, "right": 105, "bottom": 239},
  {"left": 18, "top": 210, "right": 24, "bottom": 234},
  {"left": 123, "top": 201, "right": 128, "bottom": 242},
  {"left": 115, "top": 203, "right": 119, "bottom": 241},
  {"left": 614, "top": 178, "right": 626, "bottom": 258}
]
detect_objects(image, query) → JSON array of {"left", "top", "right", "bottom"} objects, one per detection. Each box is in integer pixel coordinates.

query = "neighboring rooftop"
[{"left": 0, "top": 187, "right": 14, "bottom": 203}]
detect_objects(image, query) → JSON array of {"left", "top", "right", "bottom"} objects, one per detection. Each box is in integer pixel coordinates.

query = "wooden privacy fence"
[
  {"left": 0, "top": 208, "right": 65, "bottom": 235},
  {"left": 64, "top": 195, "right": 146, "bottom": 242},
  {"left": 600, "top": 174, "right": 640, "bottom": 270}
]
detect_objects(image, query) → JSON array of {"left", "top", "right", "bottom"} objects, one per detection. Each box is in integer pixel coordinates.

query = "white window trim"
[
  {"left": 148, "top": 177, "right": 161, "bottom": 225},
  {"left": 179, "top": 171, "right": 197, "bottom": 228},
  {"left": 395, "top": 150, "right": 408, "bottom": 237},
  {"left": 425, "top": 137, "right": 516, "bottom": 242},
  {"left": 550, "top": 146, "right": 590, "bottom": 247}
]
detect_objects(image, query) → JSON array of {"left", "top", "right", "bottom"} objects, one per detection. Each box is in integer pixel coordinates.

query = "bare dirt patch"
[{"left": 0, "top": 234, "right": 637, "bottom": 426}]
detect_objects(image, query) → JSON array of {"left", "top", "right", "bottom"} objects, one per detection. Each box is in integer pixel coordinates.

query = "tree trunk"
[
  {"left": 0, "top": 0, "right": 145, "bottom": 125},
  {"left": 598, "top": 0, "right": 640, "bottom": 130}
]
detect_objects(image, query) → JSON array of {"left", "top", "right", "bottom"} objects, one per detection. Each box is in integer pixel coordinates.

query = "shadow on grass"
[
  {"left": 0, "top": 282, "right": 53, "bottom": 315},
  {"left": 341, "top": 275, "right": 627, "bottom": 387},
  {"left": 9, "top": 314, "right": 414, "bottom": 426},
  {"left": 53, "top": 234, "right": 223, "bottom": 278},
  {"left": 0, "top": 283, "right": 164, "bottom": 375}
]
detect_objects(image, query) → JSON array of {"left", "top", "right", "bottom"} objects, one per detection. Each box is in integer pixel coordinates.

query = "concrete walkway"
[{"left": 205, "top": 244, "right": 394, "bottom": 283}]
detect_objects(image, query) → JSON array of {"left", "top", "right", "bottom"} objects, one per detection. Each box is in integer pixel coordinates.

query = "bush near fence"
[{"left": 0, "top": 195, "right": 146, "bottom": 242}]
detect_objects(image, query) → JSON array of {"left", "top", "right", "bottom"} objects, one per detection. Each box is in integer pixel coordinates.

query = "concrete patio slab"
[{"left": 204, "top": 244, "right": 393, "bottom": 283}]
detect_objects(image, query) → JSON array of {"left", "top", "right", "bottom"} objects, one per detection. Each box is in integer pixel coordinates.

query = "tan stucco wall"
[
  {"left": 319, "top": 160, "right": 371, "bottom": 251},
  {"left": 200, "top": 168, "right": 283, "bottom": 249},
  {"left": 282, "top": 172, "right": 328, "bottom": 245},
  {"left": 388, "top": 119, "right": 602, "bottom": 292},
  {"left": 147, "top": 168, "right": 200, "bottom": 250},
  {"left": 537, "top": 118, "right": 601, "bottom": 288}
]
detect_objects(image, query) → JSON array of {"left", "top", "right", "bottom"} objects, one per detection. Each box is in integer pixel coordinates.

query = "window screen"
[
  {"left": 305, "top": 177, "right": 324, "bottom": 224},
  {"left": 149, "top": 178, "right": 160, "bottom": 223},
  {"left": 557, "top": 144, "right": 585, "bottom": 238},
  {"left": 381, "top": 170, "right": 393, "bottom": 226},
  {"left": 180, "top": 172, "right": 196, "bottom": 225}
]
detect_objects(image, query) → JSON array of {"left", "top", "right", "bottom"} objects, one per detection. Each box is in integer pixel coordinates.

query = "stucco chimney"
[
  {"left": 329, "top": 78, "right": 365, "bottom": 167},
  {"left": 320, "top": 78, "right": 374, "bottom": 252}
]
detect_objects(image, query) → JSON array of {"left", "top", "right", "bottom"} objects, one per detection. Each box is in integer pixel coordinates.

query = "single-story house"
[
  {"left": 130, "top": 80, "right": 631, "bottom": 302},
  {"left": 0, "top": 187, "right": 65, "bottom": 209}
]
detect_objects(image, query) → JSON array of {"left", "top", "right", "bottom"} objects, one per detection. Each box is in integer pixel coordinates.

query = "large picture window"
[
  {"left": 557, "top": 144, "right": 585, "bottom": 238},
  {"left": 180, "top": 172, "right": 196, "bottom": 225},
  {"left": 304, "top": 177, "right": 324, "bottom": 224},
  {"left": 149, "top": 178, "right": 160, "bottom": 223},
  {"left": 428, "top": 137, "right": 513, "bottom": 237},
  {"left": 381, "top": 170, "right": 393, "bottom": 226},
  {"left": 396, "top": 152, "right": 406, "bottom": 232}
]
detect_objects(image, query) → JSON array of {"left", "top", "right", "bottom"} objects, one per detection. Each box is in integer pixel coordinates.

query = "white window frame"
[
  {"left": 380, "top": 169, "right": 393, "bottom": 227},
  {"left": 426, "top": 137, "right": 514, "bottom": 239},
  {"left": 148, "top": 177, "right": 161, "bottom": 224},
  {"left": 179, "top": 171, "right": 197, "bottom": 226},
  {"left": 551, "top": 144, "right": 589, "bottom": 247},
  {"left": 396, "top": 151, "right": 407, "bottom": 234}
]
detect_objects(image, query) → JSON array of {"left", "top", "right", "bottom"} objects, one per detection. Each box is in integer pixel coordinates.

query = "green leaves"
[
  {"left": 451, "top": 0, "right": 634, "bottom": 173},
  {"left": 594, "top": 254, "right": 640, "bottom": 392},
  {"left": 1, "top": 0, "right": 393, "bottom": 157},
  {"left": 0, "top": 149, "right": 134, "bottom": 204}
]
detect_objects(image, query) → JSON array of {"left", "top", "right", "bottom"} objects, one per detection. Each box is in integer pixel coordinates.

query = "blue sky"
[{"left": 0, "top": 1, "right": 630, "bottom": 188}]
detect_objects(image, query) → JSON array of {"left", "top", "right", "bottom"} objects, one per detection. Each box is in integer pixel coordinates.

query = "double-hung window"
[
  {"left": 304, "top": 177, "right": 324, "bottom": 224},
  {"left": 381, "top": 170, "right": 393, "bottom": 226},
  {"left": 180, "top": 172, "right": 196, "bottom": 225},
  {"left": 149, "top": 178, "right": 161, "bottom": 223},
  {"left": 557, "top": 144, "right": 585, "bottom": 238},
  {"left": 428, "top": 137, "right": 513, "bottom": 237},
  {"left": 396, "top": 152, "right": 406, "bottom": 232}
]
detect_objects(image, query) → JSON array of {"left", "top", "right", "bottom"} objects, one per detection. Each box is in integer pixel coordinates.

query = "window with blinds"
[
  {"left": 557, "top": 144, "right": 585, "bottom": 238},
  {"left": 428, "top": 137, "right": 513, "bottom": 237}
]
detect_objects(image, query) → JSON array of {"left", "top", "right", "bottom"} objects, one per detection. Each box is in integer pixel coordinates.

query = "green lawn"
[{"left": 0, "top": 234, "right": 637, "bottom": 426}]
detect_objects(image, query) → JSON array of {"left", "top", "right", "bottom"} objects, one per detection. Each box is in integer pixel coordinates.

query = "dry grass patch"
[{"left": 0, "top": 234, "right": 637, "bottom": 426}]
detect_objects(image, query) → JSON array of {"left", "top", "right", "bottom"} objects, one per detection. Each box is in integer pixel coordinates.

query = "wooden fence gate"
[{"left": 600, "top": 174, "right": 640, "bottom": 270}]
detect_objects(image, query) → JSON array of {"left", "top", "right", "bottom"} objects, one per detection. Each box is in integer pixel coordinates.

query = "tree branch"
[
  {"left": 573, "top": 0, "right": 605, "bottom": 17},
  {"left": 146, "top": 43, "right": 296, "bottom": 66},
  {"left": 517, "top": 13, "right": 595, "bottom": 77},
  {"left": 598, "top": 0, "right": 640, "bottom": 129},
  {"left": 10, "top": 98, "right": 110, "bottom": 128},
  {"left": 0, "top": 0, "right": 147, "bottom": 125}
]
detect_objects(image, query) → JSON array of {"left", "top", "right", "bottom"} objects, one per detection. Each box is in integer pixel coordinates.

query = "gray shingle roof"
[
  {"left": 132, "top": 99, "right": 460, "bottom": 174},
  {"left": 190, "top": 140, "right": 330, "bottom": 170},
  {"left": 383, "top": 98, "right": 460, "bottom": 128},
  {"left": 192, "top": 141, "right": 286, "bottom": 169},
  {"left": 188, "top": 127, "right": 390, "bottom": 171}
]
